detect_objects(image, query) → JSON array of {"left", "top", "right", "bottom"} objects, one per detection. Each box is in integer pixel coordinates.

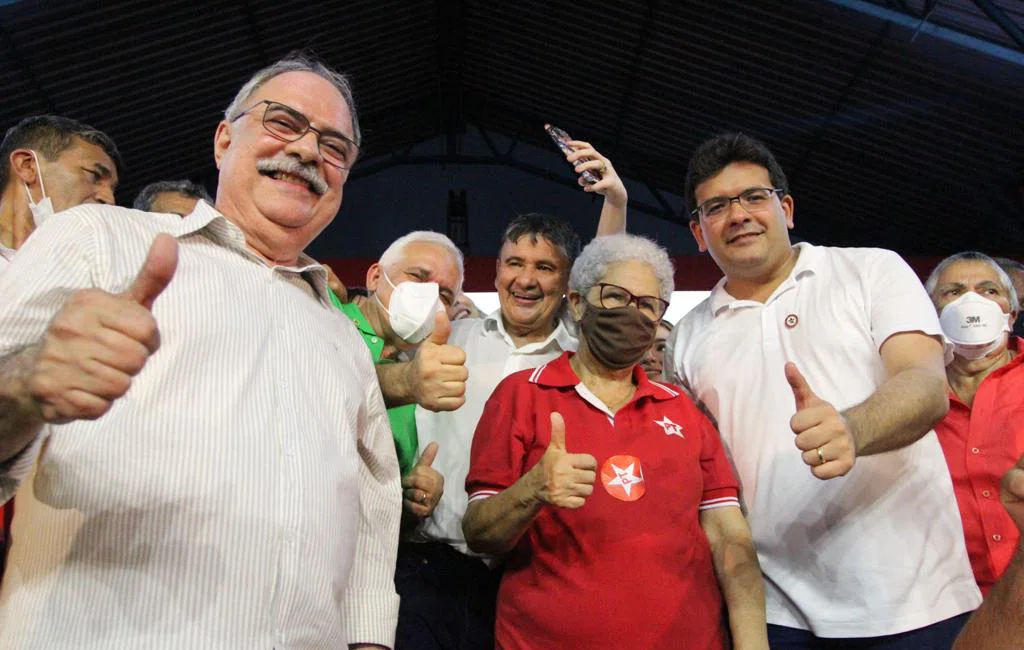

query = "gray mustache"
[{"left": 256, "top": 158, "right": 329, "bottom": 196}]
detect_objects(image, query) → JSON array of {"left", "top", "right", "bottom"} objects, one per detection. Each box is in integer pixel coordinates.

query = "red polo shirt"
[
  {"left": 937, "top": 336, "right": 1024, "bottom": 595},
  {"left": 467, "top": 352, "right": 739, "bottom": 650}
]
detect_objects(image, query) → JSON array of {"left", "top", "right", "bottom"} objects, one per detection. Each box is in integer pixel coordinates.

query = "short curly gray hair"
[
  {"left": 569, "top": 234, "right": 675, "bottom": 302},
  {"left": 224, "top": 51, "right": 361, "bottom": 146}
]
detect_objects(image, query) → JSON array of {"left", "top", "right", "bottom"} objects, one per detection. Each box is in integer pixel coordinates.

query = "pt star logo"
[
  {"left": 655, "top": 415, "right": 684, "bottom": 438},
  {"left": 600, "top": 455, "right": 646, "bottom": 502}
]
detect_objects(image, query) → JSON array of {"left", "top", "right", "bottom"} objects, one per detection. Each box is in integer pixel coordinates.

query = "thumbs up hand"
[
  {"left": 402, "top": 441, "right": 445, "bottom": 518},
  {"left": 408, "top": 310, "right": 468, "bottom": 412},
  {"left": 534, "top": 412, "right": 597, "bottom": 509},
  {"left": 785, "top": 362, "right": 856, "bottom": 480},
  {"left": 1001, "top": 455, "right": 1024, "bottom": 534},
  {"left": 29, "top": 234, "right": 179, "bottom": 423}
]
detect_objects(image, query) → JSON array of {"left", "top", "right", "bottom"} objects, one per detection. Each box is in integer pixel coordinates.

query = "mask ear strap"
[{"left": 23, "top": 150, "right": 48, "bottom": 205}]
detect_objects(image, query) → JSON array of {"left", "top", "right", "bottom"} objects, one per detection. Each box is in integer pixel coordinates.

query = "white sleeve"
[
  {"left": 342, "top": 369, "right": 402, "bottom": 648},
  {"left": 0, "top": 209, "right": 107, "bottom": 497},
  {"left": 865, "top": 249, "right": 943, "bottom": 349}
]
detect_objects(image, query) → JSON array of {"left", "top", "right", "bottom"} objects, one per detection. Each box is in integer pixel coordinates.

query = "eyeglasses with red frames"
[{"left": 592, "top": 283, "right": 669, "bottom": 321}]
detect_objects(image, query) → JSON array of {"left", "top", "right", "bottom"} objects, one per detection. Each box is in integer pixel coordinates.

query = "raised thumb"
[
  {"left": 784, "top": 362, "right": 817, "bottom": 410},
  {"left": 125, "top": 234, "right": 179, "bottom": 310},
  {"left": 426, "top": 309, "right": 450, "bottom": 346},
  {"left": 417, "top": 442, "right": 439, "bottom": 468},
  {"left": 548, "top": 412, "right": 566, "bottom": 451}
]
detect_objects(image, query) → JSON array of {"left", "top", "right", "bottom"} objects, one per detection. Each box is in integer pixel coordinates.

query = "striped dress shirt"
[{"left": 0, "top": 201, "right": 401, "bottom": 649}]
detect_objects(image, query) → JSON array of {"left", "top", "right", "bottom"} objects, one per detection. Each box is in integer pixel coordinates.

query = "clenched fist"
[
  {"left": 534, "top": 412, "right": 597, "bottom": 509},
  {"left": 408, "top": 311, "right": 467, "bottom": 412},
  {"left": 29, "top": 234, "right": 178, "bottom": 423},
  {"left": 402, "top": 442, "right": 444, "bottom": 518},
  {"left": 786, "top": 362, "right": 856, "bottom": 480}
]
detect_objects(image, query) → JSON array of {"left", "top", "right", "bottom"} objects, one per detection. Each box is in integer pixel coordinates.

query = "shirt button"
[
  {"left": 371, "top": 337, "right": 378, "bottom": 343},
  {"left": 971, "top": 447, "right": 980, "bottom": 454},
  {"left": 993, "top": 534, "right": 1003, "bottom": 542},
  {"left": 982, "top": 490, "right": 992, "bottom": 498}
]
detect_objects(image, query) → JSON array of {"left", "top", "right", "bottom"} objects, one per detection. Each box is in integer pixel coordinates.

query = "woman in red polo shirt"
[{"left": 463, "top": 234, "right": 768, "bottom": 650}]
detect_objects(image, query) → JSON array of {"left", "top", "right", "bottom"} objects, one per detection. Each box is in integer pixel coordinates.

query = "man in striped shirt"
[{"left": 0, "top": 54, "right": 401, "bottom": 649}]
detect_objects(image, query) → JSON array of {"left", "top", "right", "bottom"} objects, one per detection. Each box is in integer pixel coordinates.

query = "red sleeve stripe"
[
  {"left": 468, "top": 489, "right": 501, "bottom": 502},
  {"left": 698, "top": 496, "right": 740, "bottom": 511}
]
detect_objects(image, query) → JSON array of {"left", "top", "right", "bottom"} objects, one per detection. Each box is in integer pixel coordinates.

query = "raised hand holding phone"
[
  {"left": 545, "top": 124, "right": 602, "bottom": 185},
  {"left": 544, "top": 124, "right": 627, "bottom": 212}
]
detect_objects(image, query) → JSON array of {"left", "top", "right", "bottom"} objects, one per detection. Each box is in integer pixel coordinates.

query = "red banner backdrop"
[{"left": 322, "top": 255, "right": 946, "bottom": 292}]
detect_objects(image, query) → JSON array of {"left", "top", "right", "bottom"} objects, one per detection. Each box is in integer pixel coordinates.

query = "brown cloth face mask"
[{"left": 579, "top": 302, "right": 658, "bottom": 370}]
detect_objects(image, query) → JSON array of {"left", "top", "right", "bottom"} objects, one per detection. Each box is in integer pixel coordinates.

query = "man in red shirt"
[{"left": 927, "top": 251, "right": 1022, "bottom": 594}]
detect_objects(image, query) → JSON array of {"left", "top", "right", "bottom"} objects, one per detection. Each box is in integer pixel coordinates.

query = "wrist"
[
  {"left": 604, "top": 192, "right": 627, "bottom": 210},
  {"left": 519, "top": 465, "right": 546, "bottom": 508},
  {"left": 1, "top": 345, "right": 44, "bottom": 420},
  {"left": 840, "top": 412, "right": 861, "bottom": 456}
]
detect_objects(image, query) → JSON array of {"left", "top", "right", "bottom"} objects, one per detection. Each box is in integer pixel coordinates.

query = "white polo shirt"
[
  {"left": 414, "top": 309, "right": 576, "bottom": 555},
  {"left": 666, "top": 242, "right": 980, "bottom": 637}
]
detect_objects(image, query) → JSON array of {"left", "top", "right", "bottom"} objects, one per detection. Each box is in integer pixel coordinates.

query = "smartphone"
[{"left": 544, "top": 124, "right": 600, "bottom": 185}]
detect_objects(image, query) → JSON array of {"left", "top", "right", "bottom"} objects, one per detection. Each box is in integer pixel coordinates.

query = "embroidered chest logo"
[
  {"left": 601, "top": 455, "right": 646, "bottom": 502},
  {"left": 654, "top": 415, "right": 684, "bottom": 438}
]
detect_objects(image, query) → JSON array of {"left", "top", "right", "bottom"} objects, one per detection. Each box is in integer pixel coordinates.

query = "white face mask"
[
  {"left": 939, "top": 291, "right": 1012, "bottom": 361},
  {"left": 374, "top": 268, "right": 441, "bottom": 344},
  {"left": 22, "top": 150, "right": 55, "bottom": 227}
]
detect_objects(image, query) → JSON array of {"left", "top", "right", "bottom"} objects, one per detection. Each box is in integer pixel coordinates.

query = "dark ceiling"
[{"left": 2, "top": 0, "right": 1023, "bottom": 256}]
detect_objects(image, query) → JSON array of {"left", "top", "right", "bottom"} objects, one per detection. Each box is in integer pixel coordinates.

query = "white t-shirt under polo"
[
  {"left": 666, "top": 242, "right": 980, "bottom": 637},
  {"left": 414, "top": 309, "right": 576, "bottom": 555},
  {"left": 0, "top": 241, "right": 14, "bottom": 273}
]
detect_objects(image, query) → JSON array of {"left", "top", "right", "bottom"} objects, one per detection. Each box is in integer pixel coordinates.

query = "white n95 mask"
[
  {"left": 375, "top": 269, "right": 441, "bottom": 344},
  {"left": 22, "top": 150, "right": 55, "bottom": 227},
  {"left": 939, "top": 291, "right": 1012, "bottom": 361}
]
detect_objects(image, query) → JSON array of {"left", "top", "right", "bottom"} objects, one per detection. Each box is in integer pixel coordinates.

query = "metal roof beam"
[
  {"left": 970, "top": 0, "right": 1024, "bottom": 50},
  {"left": 436, "top": 0, "right": 466, "bottom": 157},
  {"left": 0, "top": 21, "right": 57, "bottom": 114},
  {"left": 611, "top": 0, "right": 658, "bottom": 149},
  {"left": 825, "top": 0, "right": 1024, "bottom": 65},
  {"left": 789, "top": 21, "right": 891, "bottom": 189},
  {"left": 350, "top": 153, "right": 681, "bottom": 225}
]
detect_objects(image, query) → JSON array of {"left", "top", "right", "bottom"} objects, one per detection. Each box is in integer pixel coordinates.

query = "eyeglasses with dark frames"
[
  {"left": 593, "top": 282, "right": 669, "bottom": 321},
  {"left": 691, "top": 187, "right": 784, "bottom": 221},
  {"left": 231, "top": 100, "right": 360, "bottom": 170}
]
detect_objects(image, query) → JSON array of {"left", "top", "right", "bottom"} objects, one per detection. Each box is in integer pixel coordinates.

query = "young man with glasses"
[{"left": 665, "top": 133, "right": 980, "bottom": 648}]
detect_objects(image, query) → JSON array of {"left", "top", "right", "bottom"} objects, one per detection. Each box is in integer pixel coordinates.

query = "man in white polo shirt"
[
  {"left": 403, "top": 143, "right": 629, "bottom": 650},
  {"left": 665, "top": 132, "right": 980, "bottom": 648}
]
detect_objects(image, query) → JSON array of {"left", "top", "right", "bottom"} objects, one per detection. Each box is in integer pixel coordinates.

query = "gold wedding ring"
[{"left": 816, "top": 447, "right": 825, "bottom": 465}]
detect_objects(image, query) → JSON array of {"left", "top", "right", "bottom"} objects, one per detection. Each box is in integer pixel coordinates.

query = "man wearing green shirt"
[{"left": 331, "top": 230, "right": 464, "bottom": 520}]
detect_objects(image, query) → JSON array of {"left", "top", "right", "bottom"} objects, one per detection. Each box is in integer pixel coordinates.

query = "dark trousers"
[
  {"left": 394, "top": 542, "right": 501, "bottom": 650},
  {"left": 767, "top": 612, "right": 972, "bottom": 650}
]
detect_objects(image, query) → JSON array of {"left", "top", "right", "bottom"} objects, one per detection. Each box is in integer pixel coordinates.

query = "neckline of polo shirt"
[
  {"left": 534, "top": 352, "right": 677, "bottom": 403},
  {"left": 488, "top": 311, "right": 574, "bottom": 351},
  {"left": 711, "top": 242, "right": 819, "bottom": 314}
]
